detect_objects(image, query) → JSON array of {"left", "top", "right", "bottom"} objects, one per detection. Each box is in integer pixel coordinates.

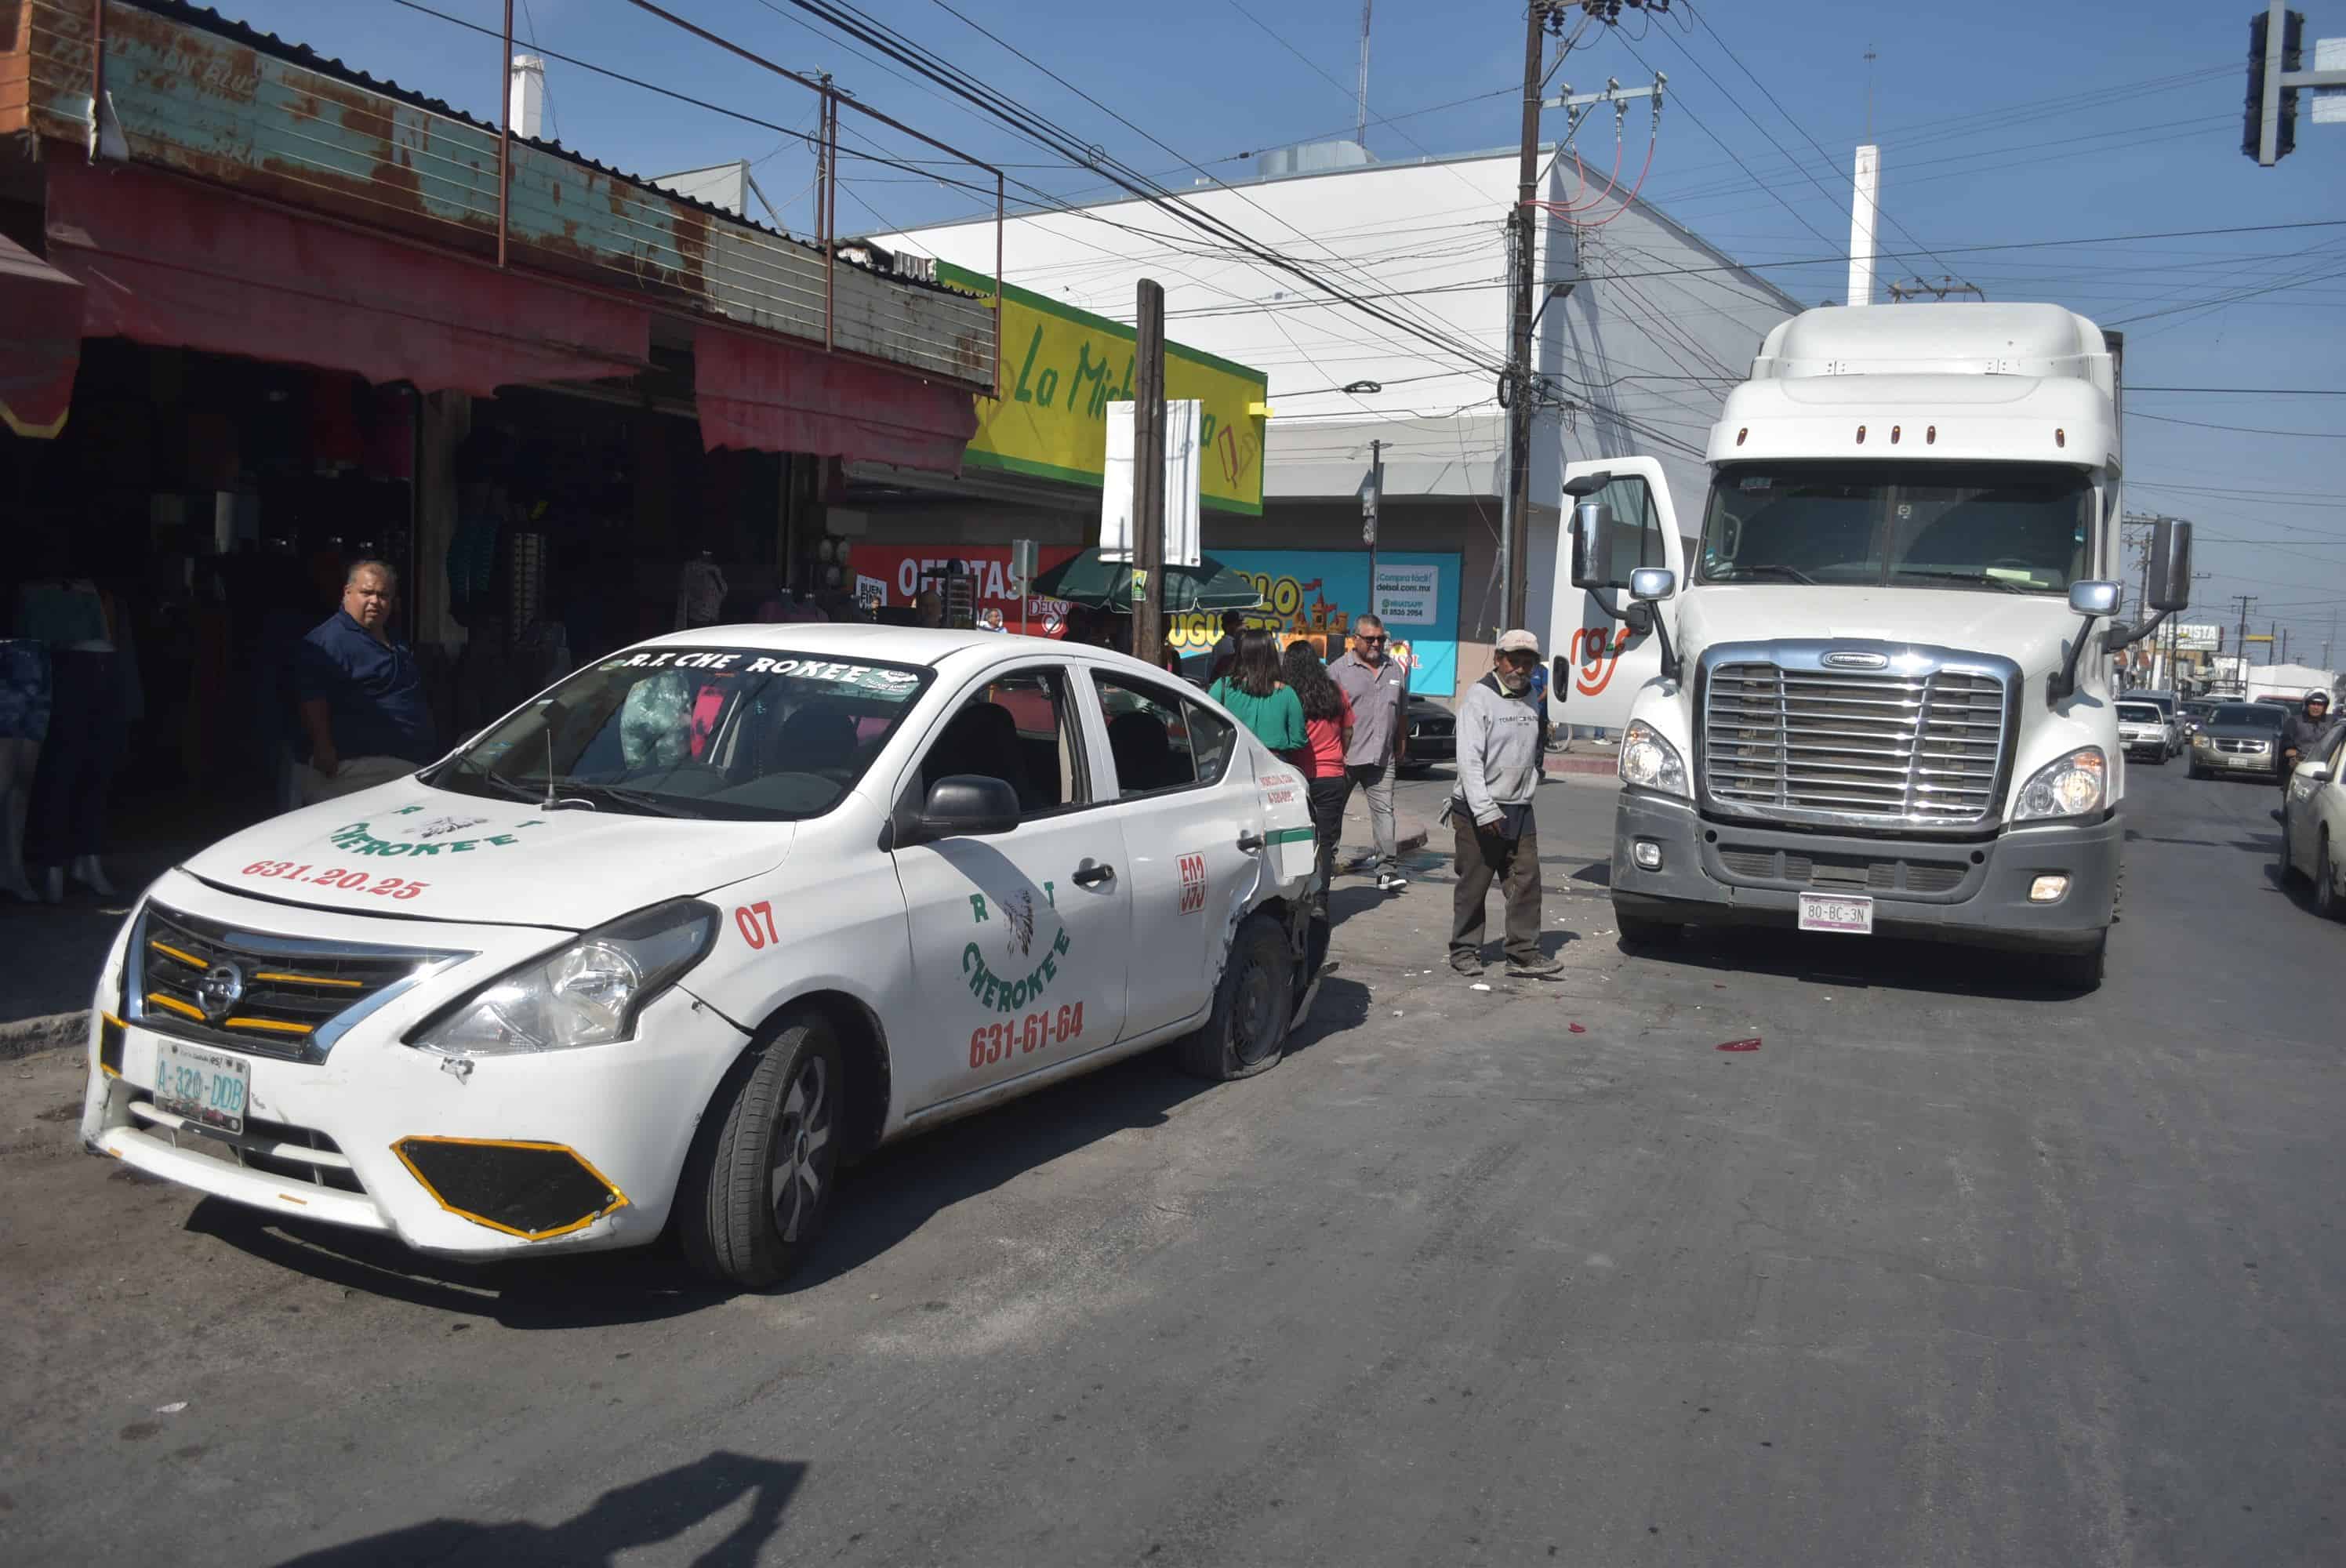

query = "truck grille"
[
  {"left": 2214, "top": 737, "right": 2268, "bottom": 755},
  {"left": 134, "top": 903, "right": 463, "bottom": 1062},
  {"left": 1702, "top": 662, "right": 2008, "bottom": 827}
]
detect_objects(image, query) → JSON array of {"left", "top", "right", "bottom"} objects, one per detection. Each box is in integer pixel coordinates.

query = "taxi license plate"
[
  {"left": 154, "top": 1040, "right": 250, "bottom": 1137},
  {"left": 1798, "top": 892, "right": 1874, "bottom": 935}
]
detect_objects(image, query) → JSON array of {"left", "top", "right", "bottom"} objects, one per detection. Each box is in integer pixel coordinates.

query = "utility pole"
[
  {"left": 1131, "top": 278, "right": 1168, "bottom": 665},
  {"left": 1363, "top": 437, "right": 1384, "bottom": 601},
  {"left": 1355, "top": 0, "right": 1373, "bottom": 147},
  {"left": 2232, "top": 593, "right": 2257, "bottom": 692},
  {"left": 1501, "top": 1, "right": 1548, "bottom": 637}
]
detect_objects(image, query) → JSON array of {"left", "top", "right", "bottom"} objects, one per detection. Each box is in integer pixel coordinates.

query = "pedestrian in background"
[
  {"left": 295, "top": 561, "right": 438, "bottom": 804},
  {"left": 1329, "top": 613, "right": 1409, "bottom": 893},
  {"left": 1283, "top": 640, "right": 1354, "bottom": 916},
  {"left": 1450, "top": 630, "right": 1563, "bottom": 979},
  {"left": 1209, "top": 630, "right": 1306, "bottom": 765},
  {"left": 1208, "top": 609, "right": 1248, "bottom": 683}
]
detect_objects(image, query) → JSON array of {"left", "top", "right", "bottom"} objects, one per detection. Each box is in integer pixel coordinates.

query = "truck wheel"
[
  {"left": 1178, "top": 913, "right": 1292, "bottom": 1081},
  {"left": 2188, "top": 761, "right": 2206, "bottom": 780},
  {"left": 2317, "top": 835, "right": 2341, "bottom": 921},
  {"left": 2044, "top": 935, "right": 2106, "bottom": 991},
  {"left": 677, "top": 1012, "right": 844, "bottom": 1289},
  {"left": 1615, "top": 913, "right": 1683, "bottom": 949}
]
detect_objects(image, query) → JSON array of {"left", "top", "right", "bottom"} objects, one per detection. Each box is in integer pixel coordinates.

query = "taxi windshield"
[{"left": 426, "top": 648, "right": 932, "bottom": 820}]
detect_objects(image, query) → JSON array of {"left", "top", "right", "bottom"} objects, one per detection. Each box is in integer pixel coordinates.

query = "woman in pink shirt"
[{"left": 1284, "top": 641, "right": 1353, "bottom": 916}]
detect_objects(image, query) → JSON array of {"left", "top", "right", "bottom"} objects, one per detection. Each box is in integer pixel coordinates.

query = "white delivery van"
[
  {"left": 82, "top": 627, "right": 1327, "bottom": 1285},
  {"left": 1547, "top": 303, "right": 2193, "bottom": 987}
]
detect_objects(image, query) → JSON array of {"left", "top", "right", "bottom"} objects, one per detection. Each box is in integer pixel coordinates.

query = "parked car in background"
[
  {"left": 2280, "top": 724, "right": 2346, "bottom": 919},
  {"left": 1397, "top": 695, "right": 1456, "bottom": 777},
  {"left": 2116, "top": 701, "right": 2170, "bottom": 764},
  {"left": 2119, "top": 690, "right": 2183, "bottom": 758},
  {"left": 2188, "top": 702, "right": 2288, "bottom": 782}
]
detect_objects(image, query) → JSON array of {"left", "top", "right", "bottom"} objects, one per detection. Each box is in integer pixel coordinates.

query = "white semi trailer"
[{"left": 1548, "top": 303, "right": 2192, "bottom": 987}]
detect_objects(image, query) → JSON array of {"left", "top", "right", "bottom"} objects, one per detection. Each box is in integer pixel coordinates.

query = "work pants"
[
  {"left": 1305, "top": 772, "right": 1349, "bottom": 914},
  {"left": 1451, "top": 809, "right": 1542, "bottom": 966},
  {"left": 1340, "top": 758, "right": 1399, "bottom": 875}
]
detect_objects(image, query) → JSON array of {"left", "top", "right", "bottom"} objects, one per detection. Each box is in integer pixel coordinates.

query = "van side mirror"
[
  {"left": 1630, "top": 567, "right": 1676, "bottom": 602},
  {"left": 2149, "top": 518, "right": 2194, "bottom": 612},
  {"left": 1569, "top": 500, "right": 1618, "bottom": 591}
]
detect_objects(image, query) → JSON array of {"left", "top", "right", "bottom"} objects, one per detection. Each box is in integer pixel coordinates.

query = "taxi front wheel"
[
  {"left": 1178, "top": 914, "right": 1294, "bottom": 1082},
  {"left": 678, "top": 1012, "right": 844, "bottom": 1288}
]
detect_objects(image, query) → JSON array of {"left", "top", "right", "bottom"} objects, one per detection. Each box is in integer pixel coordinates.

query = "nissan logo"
[
  {"left": 1822, "top": 651, "right": 1889, "bottom": 670},
  {"left": 196, "top": 962, "right": 246, "bottom": 1021}
]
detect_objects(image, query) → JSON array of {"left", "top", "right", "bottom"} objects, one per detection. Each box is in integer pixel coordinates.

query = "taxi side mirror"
[{"left": 915, "top": 775, "right": 1021, "bottom": 840}]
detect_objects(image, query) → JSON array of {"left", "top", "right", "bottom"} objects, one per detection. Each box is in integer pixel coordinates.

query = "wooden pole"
[{"left": 1132, "top": 278, "right": 1168, "bottom": 666}]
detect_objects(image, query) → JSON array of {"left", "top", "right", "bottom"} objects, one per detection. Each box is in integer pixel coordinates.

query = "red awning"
[
  {"left": 0, "top": 233, "right": 85, "bottom": 438},
  {"left": 695, "top": 323, "right": 975, "bottom": 476},
  {"left": 44, "top": 159, "right": 650, "bottom": 397}
]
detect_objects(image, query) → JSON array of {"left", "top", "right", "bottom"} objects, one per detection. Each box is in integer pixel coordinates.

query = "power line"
[{"left": 2130, "top": 412, "right": 2346, "bottom": 438}]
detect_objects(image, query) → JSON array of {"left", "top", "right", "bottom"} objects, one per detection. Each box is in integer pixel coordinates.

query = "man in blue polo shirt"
[{"left": 295, "top": 560, "right": 438, "bottom": 804}]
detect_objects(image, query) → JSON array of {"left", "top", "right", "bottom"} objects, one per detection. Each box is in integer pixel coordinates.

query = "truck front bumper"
[{"left": 1610, "top": 793, "right": 2121, "bottom": 954}]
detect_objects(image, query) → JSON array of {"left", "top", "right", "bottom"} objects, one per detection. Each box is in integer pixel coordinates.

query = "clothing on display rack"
[
  {"left": 0, "top": 639, "right": 52, "bottom": 902},
  {"left": 676, "top": 554, "right": 728, "bottom": 630}
]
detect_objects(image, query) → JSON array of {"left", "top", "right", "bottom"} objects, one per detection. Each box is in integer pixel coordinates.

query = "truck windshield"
[
  {"left": 424, "top": 649, "right": 932, "bottom": 820},
  {"left": 1698, "top": 461, "right": 2091, "bottom": 595}
]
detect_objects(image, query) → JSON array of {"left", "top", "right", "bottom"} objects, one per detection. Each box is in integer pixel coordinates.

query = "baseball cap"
[{"left": 1495, "top": 629, "right": 1539, "bottom": 655}]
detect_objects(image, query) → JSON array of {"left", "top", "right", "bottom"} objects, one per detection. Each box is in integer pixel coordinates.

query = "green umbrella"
[{"left": 1027, "top": 547, "right": 1262, "bottom": 613}]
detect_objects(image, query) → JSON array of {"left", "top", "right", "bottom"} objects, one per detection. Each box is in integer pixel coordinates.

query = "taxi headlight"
[
  {"left": 409, "top": 898, "right": 718, "bottom": 1055},
  {"left": 1618, "top": 720, "right": 1689, "bottom": 797},
  {"left": 2014, "top": 746, "right": 2106, "bottom": 823}
]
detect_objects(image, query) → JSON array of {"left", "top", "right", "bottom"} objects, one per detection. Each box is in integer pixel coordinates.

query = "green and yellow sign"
[{"left": 938, "top": 263, "right": 1268, "bottom": 515}]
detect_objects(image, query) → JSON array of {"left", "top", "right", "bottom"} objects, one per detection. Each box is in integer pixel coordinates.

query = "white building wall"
[{"left": 881, "top": 148, "right": 1803, "bottom": 641}]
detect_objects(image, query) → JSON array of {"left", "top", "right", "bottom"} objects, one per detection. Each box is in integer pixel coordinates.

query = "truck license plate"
[
  {"left": 1798, "top": 892, "right": 1874, "bottom": 935},
  {"left": 153, "top": 1040, "right": 250, "bottom": 1137}
]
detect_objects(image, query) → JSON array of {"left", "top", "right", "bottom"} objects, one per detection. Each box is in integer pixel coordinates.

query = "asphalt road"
[{"left": 3, "top": 764, "right": 2340, "bottom": 1566}]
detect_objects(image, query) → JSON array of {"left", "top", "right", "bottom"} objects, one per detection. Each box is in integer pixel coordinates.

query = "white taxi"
[
  {"left": 2280, "top": 721, "right": 2346, "bottom": 920},
  {"left": 80, "top": 627, "right": 1327, "bottom": 1286}
]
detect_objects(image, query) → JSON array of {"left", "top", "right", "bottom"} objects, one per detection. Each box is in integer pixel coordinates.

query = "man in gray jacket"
[{"left": 1451, "top": 629, "right": 1563, "bottom": 978}]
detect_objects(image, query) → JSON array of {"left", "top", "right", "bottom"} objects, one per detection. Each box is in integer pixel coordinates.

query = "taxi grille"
[
  {"left": 135, "top": 903, "right": 458, "bottom": 1061},
  {"left": 1702, "top": 662, "right": 2008, "bottom": 827}
]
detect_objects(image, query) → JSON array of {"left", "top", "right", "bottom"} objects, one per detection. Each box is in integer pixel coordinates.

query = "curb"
[
  {"left": 1544, "top": 752, "right": 1618, "bottom": 778},
  {"left": 1, "top": 1010, "right": 88, "bottom": 1062}
]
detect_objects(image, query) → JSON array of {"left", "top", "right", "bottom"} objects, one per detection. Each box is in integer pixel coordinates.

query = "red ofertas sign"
[{"left": 848, "top": 544, "right": 1083, "bottom": 634}]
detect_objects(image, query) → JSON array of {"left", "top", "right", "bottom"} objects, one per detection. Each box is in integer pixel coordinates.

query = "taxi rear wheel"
[
  {"left": 678, "top": 1013, "right": 844, "bottom": 1288},
  {"left": 2317, "top": 834, "right": 2340, "bottom": 921},
  {"left": 1178, "top": 914, "right": 1293, "bottom": 1082}
]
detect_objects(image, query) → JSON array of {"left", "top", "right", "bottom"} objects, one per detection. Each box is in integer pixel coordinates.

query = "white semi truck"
[{"left": 1547, "top": 303, "right": 2192, "bottom": 987}]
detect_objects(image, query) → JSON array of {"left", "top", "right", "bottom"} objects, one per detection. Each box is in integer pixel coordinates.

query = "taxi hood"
[
  {"left": 1678, "top": 585, "right": 2083, "bottom": 681},
  {"left": 180, "top": 779, "right": 794, "bottom": 931}
]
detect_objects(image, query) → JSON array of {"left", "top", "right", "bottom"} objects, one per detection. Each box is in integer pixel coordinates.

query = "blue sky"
[{"left": 228, "top": 1, "right": 2346, "bottom": 657}]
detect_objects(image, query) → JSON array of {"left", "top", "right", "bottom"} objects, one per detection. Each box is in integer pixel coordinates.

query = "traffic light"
[{"left": 2243, "top": 6, "right": 2307, "bottom": 164}]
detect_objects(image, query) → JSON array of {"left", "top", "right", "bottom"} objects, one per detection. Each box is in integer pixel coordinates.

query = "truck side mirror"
[
  {"left": 1570, "top": 500, "right": 1618, "bottom": 591},
  {"left": 2068, "top": 581, "right": 2120, "bottom": 616},
  {"left": 1630, "top": 567, "right": 1676, "bottom": 602},
  {"left": 2149, "top": 518, "right": 2194, "bottom": 612}
]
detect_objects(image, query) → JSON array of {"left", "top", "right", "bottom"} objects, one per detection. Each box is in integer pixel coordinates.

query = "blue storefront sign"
[{"left": 1168, "top": 550, "right": 1463, "bottom": 698}]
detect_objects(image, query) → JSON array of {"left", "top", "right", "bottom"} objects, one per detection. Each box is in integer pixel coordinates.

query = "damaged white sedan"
[{"left": 81, "top": 627, "right": 1327, "bottom": 1286}]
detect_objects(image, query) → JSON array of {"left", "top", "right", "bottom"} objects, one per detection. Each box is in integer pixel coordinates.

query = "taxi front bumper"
[{"left": 83, "top": 911, "right": 750, "bottom": 1258}]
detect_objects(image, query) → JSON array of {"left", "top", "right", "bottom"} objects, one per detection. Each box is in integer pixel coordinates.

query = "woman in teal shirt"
[{"left": 1208, "top": 630, "right": 1307, "bottom": 763}]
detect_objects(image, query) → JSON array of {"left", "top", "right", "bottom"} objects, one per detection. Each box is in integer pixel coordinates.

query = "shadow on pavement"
[
  {"left": 1625, "top": 926, "right": 2101, "bottom": 1002},
  {"left": 271, "top": 1450, "right": 804, "bottom": 1567}
]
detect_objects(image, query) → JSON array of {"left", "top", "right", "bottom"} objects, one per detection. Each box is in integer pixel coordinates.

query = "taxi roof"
[{"left": 625, "top": 621, "right": 1175, "bottom": 677}]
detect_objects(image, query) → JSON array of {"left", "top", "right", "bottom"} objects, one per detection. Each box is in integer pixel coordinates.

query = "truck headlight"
[
  {"left": 409, "top": 899, "right": 719, "bottom": 1055},
  {"left": 2014, "top": 746, "right": 2106, "bottom": 822},
  {"left": 1618, "top": 720, "right": 1690, "bottom": 797}
]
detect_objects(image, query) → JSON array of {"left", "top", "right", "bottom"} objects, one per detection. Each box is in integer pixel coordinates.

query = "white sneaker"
[{"left": 1376, "top": 872, "right": 1407, "bottom": 892}]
